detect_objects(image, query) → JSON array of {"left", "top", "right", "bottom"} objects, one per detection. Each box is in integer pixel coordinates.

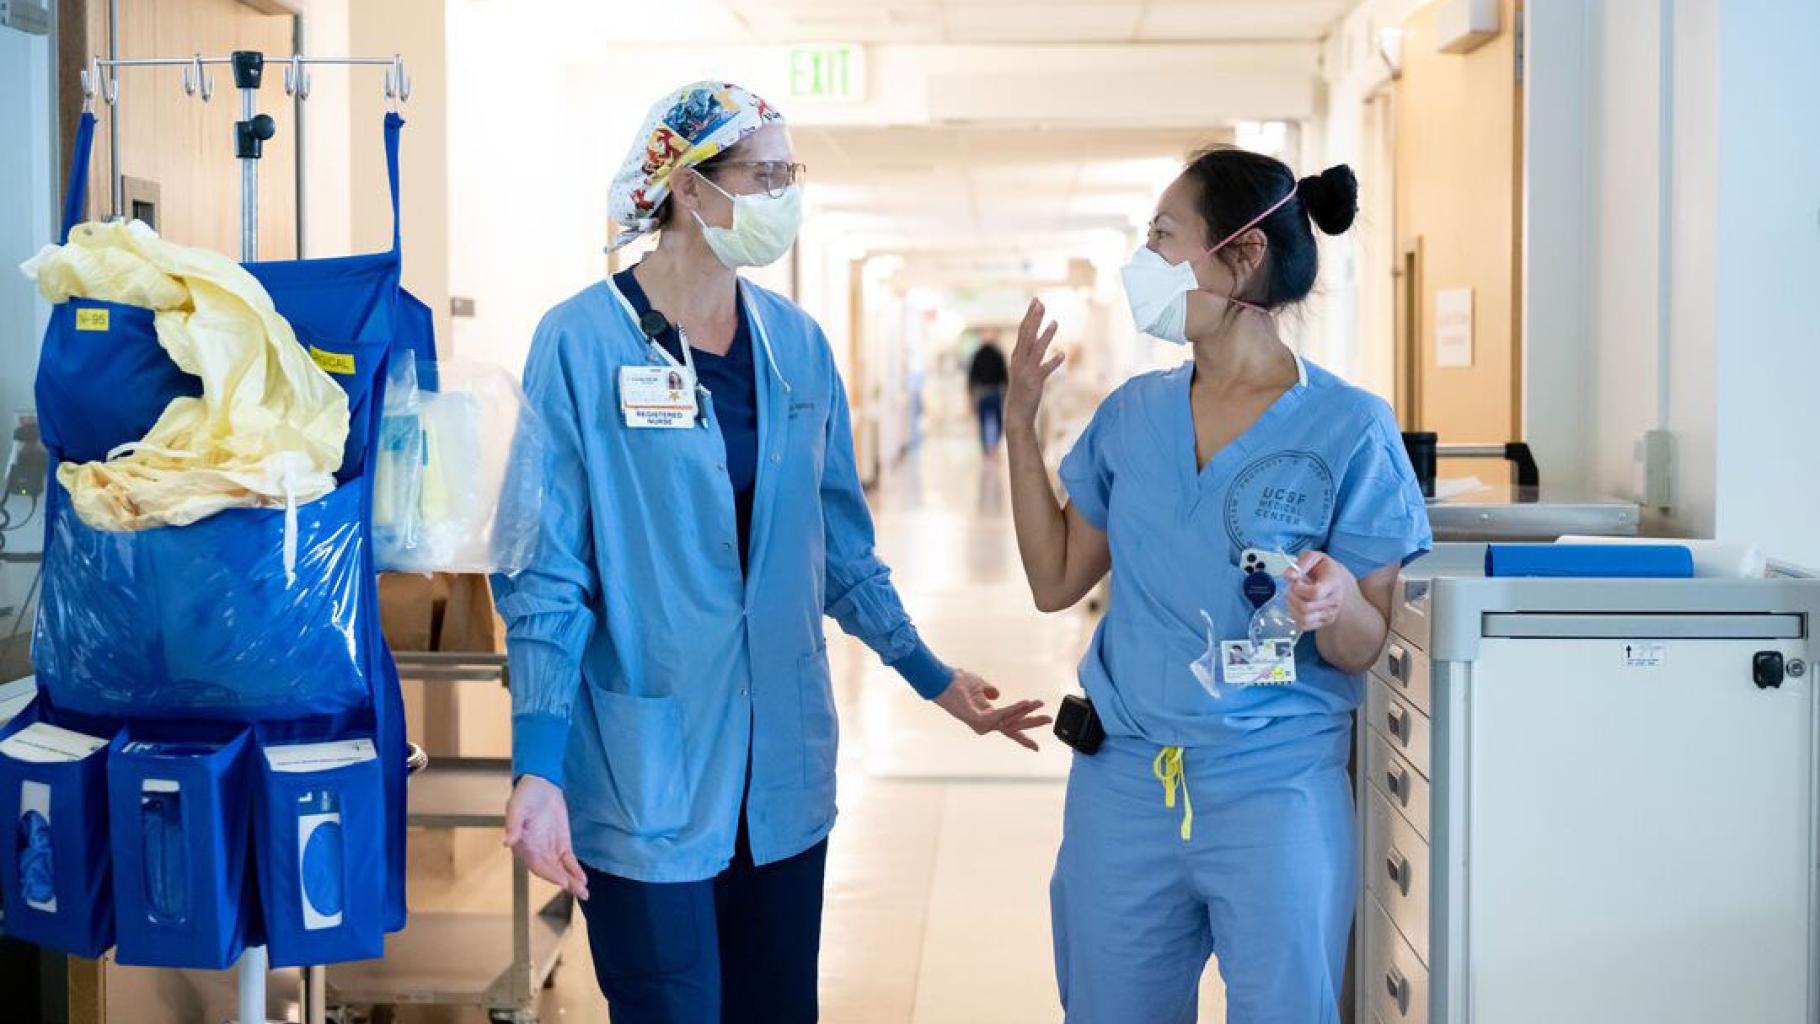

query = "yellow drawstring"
[{"left": 1152, "top": 745, "right": 1193, "bottom": 842}]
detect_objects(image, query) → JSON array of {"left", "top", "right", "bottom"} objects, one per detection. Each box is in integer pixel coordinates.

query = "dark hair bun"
[{"left": 1297, "top": 164, "right": 1359, "bottom": 236}]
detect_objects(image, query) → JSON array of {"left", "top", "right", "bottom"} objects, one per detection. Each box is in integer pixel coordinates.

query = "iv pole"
[
  {"left": 80, "top": 50, "right": 410, "bottom": 262},
  {"left": 77, "top": 50, "right": 410, "bottom": 1024}
]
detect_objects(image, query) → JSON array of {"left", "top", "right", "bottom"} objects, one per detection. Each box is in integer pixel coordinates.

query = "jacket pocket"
[
  {"left": 592, "top": 690, "right": 691, "bottom": 838},
  {"left": 798, "top": 642, "right": 837, "bottom": 785}
]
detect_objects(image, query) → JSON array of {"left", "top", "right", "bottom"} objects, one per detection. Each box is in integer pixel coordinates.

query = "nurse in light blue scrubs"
[
  {"left": 494, "top": 82, "right": 1050, "bottom": 1023},
  {"left": 1005, "top": 148, "right": 1433, "bottom": 1023}
]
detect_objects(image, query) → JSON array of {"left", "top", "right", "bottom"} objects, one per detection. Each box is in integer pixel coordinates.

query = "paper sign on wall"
[{"left": 1435, "top": 287, "right": 1474, "bottom": 368}]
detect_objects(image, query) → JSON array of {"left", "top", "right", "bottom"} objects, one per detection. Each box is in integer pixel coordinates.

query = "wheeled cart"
[
  {"left": 326, "top": 653, "right": 575, "bottom": 1024},
  {"left": 1358, "top": 543, "right": 1820, "bottom": 1024}
]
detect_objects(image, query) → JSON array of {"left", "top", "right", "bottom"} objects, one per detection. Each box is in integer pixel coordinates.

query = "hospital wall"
[
  {"left": 1312, "top": 0, "right": 1427, "bottom": 400},
  {"left": 0, "top": 26, "right": 53, "bottom": 430},
  {"left": 0, "top": 24, "right": 53, "bottom": 667},
  {"left": 1522, "top": 0, "right": 1820, "bottom": 563},
  {"left": 295, "top": 0, "right": 451, "bottom": 358}
]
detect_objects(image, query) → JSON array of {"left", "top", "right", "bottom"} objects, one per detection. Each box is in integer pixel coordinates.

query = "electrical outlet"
[{"left": 1633, "top": 429, "right": 1674, "bottom": 509}]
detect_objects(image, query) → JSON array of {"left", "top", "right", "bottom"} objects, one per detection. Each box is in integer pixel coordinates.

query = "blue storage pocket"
[
  {"left": 253, "top": 734, "right": 385, "bottom": 967},
  {"left": 0, "top": 703, "right": 119, "bottom": 958},
  {"left": 107, "top": 728, "right": 254, "bottom": 969},
  {"left": 34, "top": 475, "right": 370, "bottom": 721},
  {"left": 248, "top": 252, "right": 398, "bottom": 480},
  {"left": 295, "top": 330, "right": 389, "bottom": 479},
  {"left": 34, "top": 299, "right": 202, "bottom": 465}
]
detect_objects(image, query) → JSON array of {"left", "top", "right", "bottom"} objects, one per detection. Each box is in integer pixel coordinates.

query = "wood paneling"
[
  {"left": 1394, "top": 0, "right": 1524, "bottom": 443},
  {"left": 77, "top": 0, "right": 297, "bottom": 259}
]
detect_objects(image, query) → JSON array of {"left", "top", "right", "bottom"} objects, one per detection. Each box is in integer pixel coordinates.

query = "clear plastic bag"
[
  {"left": 34, "top": 474, "right": 369, "bottom": 721},
  {"left": 374, "top": 354, "right": 546, "bottom": 575},
  {"left": 1191, "top": 558, "right": 1305, "bottom": 699}
]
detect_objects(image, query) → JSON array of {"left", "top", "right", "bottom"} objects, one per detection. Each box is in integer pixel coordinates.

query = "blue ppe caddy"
[
  {"left": 107, "top": 727, "right": 256, "bottom": 969},
  {"left": 21, "top": 109, "right": 432, "bottom": 964},
  {"left": 0, "top": 703, "right": 120, "bottom": 959}
]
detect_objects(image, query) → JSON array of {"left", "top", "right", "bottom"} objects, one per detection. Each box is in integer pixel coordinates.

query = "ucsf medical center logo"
[{"left": 1224, "top": 451, "right": 1336, "bottom": 556}]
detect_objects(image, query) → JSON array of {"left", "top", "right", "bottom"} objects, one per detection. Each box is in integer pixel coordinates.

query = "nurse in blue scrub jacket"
[
  {"left": 1005, "top": 148, "right": 1433, "bottom": 1023},
  {"left": 494, "top": 82, "right": 1051, "bottom": 1024}
]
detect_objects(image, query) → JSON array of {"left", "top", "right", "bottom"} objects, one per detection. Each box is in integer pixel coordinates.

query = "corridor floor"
[{"left": 394, "top": 434, "right": 1229, "bottom": 1022}]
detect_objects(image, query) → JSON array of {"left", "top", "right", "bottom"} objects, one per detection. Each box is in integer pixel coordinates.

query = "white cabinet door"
[{"left": 1466, "top": 635, "right": 1814, "bottom": 1023}]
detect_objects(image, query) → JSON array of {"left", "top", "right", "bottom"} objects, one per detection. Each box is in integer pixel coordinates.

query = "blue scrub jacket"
[{"left": 495, "top": 278, "right": 952, "bottom": 883}]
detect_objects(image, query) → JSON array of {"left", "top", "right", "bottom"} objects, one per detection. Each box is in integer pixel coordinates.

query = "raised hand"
[{"left": 1006, "top": 299, "right": 1063, "bottom": 429}]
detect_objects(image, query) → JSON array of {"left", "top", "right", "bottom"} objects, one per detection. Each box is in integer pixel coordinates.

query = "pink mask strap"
[
  {"left": 1201, "top": 187, "right": 1296, "bottom": 316},
  {"left": 1204, "top": 188, "right": 1298, "bottom": 257}
]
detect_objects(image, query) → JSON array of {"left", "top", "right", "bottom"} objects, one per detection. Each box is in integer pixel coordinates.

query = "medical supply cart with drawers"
[{"left": 1359, "top": 544, "right": 1820, "bottom": 1024}]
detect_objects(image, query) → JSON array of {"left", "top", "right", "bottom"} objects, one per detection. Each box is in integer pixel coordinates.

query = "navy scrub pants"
[{"left": 579, "top": 817, "right": 828, "bottom": 1024}]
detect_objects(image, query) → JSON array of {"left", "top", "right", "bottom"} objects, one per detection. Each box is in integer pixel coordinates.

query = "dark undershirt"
[{"left": 614, "top": 267, "right": 759, "bottom": 573}]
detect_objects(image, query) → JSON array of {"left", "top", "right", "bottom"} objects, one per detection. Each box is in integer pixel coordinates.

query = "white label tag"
[
  {"left": 1220, "top": 640, "right": 1298, "bottom": 686},
  {"left": 264, "top": 738, "right": 377, "bottom": 774},
  {"left": 619, "top": 365, "right": 697, "bottom": 429},
  {"left": 1623, "top": 642, "right": 1666, "bottom": 668},
  {"left": 0, "top": 722, "right": 109, "bottom": 763}
]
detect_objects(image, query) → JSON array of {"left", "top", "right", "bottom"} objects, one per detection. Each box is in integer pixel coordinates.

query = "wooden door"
[
  {"left": 1394, "top": 0, "right": 1524, "bottom": 443},
  {"left": 65, "top": 0, "right": 297, "bottom": 260}
]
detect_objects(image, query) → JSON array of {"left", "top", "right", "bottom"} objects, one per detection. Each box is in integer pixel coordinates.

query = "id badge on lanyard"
[
  {"left": 607, "top": 276, "right": 703, "bottom": 429},
  {"left": 619, "top": 364, "right": 698, "bottom": 429}
]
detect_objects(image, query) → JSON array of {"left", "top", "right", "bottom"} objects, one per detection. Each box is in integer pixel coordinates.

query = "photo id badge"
[
  {"left": 1219, "top": 639, "right": 1297, "bottom": 687},
  {"left": 619, "top": 365, "right": 697, "bottom": 429}
]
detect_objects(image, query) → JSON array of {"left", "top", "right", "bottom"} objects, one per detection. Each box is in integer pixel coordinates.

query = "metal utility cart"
[{"left": 327, "top": 653, "right": 574, "bottom": 1024}]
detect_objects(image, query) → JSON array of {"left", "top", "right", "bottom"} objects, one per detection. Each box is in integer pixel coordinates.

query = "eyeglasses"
[{"left": 711, "top": 160, "right": 807, "bottom": 199}]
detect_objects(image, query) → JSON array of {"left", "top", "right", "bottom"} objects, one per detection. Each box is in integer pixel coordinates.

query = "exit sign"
[{"left": 788, "top": 45, "right": 866, "bottom": 104}]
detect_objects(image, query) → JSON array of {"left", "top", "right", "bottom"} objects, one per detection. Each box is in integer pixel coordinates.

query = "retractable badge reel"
[{"left": 1191, "top": 551, "right": 1303, "bottom": 698}]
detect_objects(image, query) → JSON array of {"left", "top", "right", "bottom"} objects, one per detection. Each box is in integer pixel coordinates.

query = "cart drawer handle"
[
  {"left": 1386, "top": 703, "right": 1408, "bottom": 744},
  {"left": 1386, "top": 764, "right": 1410, "bottom": 804},
  {"left": 1386, "top": 847, "right": 1412, "bottom": 895},
  {"left": 1386, "top": 965, "right": 1410, "bottom": 1014},
  {"left": 1388, "top": 643, "right": 1412, "bottom": 685}
]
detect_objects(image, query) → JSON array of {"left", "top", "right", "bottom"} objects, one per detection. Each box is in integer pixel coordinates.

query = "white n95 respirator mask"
[
  {"left": 1120, "top": 246, "right": 1201, "bottom": 345},
  {"left": 1122, "top": 187, "right": 1299, "bottom": 343},
  {"left": 693, "top": 176, "right": 803, "bottom": 269}
]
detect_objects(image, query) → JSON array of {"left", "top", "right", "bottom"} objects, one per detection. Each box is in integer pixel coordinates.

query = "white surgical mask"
[
  {"left": 693, "top": 175, "right": 803, "bottom": 269},
  {"left": 1120, "top": 245, "right": 1201, "bottom": 345}
]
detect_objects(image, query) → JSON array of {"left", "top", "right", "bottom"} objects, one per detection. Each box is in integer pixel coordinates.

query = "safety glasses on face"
[{"left": 710, "top": 161, "right": 807, "bottom": 199}]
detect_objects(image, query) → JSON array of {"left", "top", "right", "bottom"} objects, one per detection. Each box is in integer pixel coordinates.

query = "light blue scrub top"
[
  {"left": 495, "top": 278, "right": 952, "bottom": 884},
  {"left": 1059, "top": 358, "right": 1433, "bottom": 751}
]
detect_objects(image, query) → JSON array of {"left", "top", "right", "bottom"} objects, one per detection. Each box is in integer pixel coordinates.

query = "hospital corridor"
[
  {"left": 393, "top": 431, "right": 1226, "bottom": 1024},
  {"left": 3, "top": 1, "right": 1820, "bottom": 1023}
]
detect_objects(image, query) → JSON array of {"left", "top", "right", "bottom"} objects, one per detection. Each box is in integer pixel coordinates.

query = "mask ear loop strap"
[{"left": 1201, "top": 187, "right": 1299, "bottom": 315}]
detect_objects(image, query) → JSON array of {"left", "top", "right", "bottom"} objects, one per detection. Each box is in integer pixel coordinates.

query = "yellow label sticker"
[
  {"left": 75, "top": 308, "right": 110, "bottom": 332},
  {"left": 310, "top": 346, "right": 356, "bottom": 375}
]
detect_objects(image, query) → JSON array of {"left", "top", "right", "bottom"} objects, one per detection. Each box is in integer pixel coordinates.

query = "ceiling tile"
[
  {"left": 941, "top": 3, "right": 1142, "bottom": 43},
  {"left": 1137, "top": 1, "right": 1350, "bottom": 41}
]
